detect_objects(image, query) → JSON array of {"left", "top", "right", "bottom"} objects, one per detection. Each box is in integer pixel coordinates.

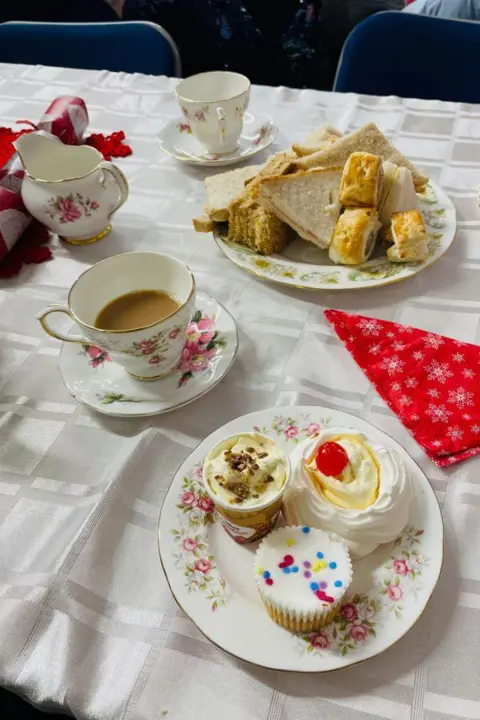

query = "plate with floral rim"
[
  {"left": 157, "top": 112, "right": 277, "bottom": 167},
  {"left": 58, "top": 292, "right": 238, "bottom": 418},
  {"left": 158, "top": 406, "right": 443, "bottom": 672},
  {"left": 214, "top": 181, "right": 456, "bottom": 290}
]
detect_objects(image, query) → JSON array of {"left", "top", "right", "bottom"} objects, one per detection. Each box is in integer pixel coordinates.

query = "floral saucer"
[
  {"left": 157, "top": 112, "right": 277, "bottom": 167},
  {"left": 158, "top": 406, "right": 443, "bottom": 671},
  {"left": 58, "top": 293, "right": 238, "bottom": 417}
]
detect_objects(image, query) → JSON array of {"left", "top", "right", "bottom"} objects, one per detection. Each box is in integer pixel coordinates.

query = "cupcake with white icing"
[
  {"left": 254, "top": 526, "right": 352, "bottom": 632},
  {"left": 283, "top": 429, "right": 413, "bottom": 558}
]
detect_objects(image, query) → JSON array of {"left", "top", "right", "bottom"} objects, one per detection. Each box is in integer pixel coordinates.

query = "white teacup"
[
  {"left": 37, "top": 251, "right": 196, "bottom": 380},
  {"left": 175, "top": 71, "right": 251, "bottom": 155}
]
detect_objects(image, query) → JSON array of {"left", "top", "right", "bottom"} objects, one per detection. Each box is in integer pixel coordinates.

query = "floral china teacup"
[
  {"left": 37, "top": 251, "right": 196, "bottom": 380},
  {"left": 175, "top": 71, "right": 250, "bottom": 155},
  {"left": 15, "top": 131, "right": 129, "bottom": 245}
]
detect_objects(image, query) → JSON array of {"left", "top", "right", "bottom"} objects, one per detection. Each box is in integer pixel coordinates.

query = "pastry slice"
[
  {"left": 294, "top": 122, "right": 428, "bottom": 191},
  {"left": 339, "top": 152, "right": 383, "bottom": 207},
  {"left": 258, "top": 167, "right": 343, "bottom": 249},
  {"left": 379, "top": 162, "right": 418, "bottom": 225},
  {"left": 386, "top": 209, "right": 429, "bottom": 263},
  {"left": 329, "top": 208, "right": 381, "bottom": 265}
]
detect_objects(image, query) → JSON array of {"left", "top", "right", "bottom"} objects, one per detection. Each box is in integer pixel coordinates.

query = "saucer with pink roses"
[{"left": 58, "top": 292, "right": 238, "bottom": 417}]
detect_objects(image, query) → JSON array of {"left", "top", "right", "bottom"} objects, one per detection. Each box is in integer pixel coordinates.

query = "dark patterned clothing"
[{"left": 123, "top": 0, "right": 351, "bottom": 89}]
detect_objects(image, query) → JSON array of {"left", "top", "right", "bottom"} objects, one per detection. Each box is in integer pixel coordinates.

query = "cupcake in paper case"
[
  {"left": 203, "top": 432, "right": 291, "bottom": 544},
  {"left": 254, "top": 526, "right": 352, "bottom": 633}
]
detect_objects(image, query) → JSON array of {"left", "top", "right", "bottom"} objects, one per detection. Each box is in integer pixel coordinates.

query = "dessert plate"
[
  {"left": 59, "top": 293, "right": 238, "bottom": 417},
  {"left": 214, "top": 181, "right": 456, "bottom": 290},
  {"left": 158, "top": 112, "right": 277, "bottom": 167},
  {"left": 158, "top": 406, "right": 443, "bottom": 672}
]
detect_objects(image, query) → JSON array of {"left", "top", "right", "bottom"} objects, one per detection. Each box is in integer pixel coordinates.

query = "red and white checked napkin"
[{"left": 325, "top": 309, "right": 480, "bottom": 467}]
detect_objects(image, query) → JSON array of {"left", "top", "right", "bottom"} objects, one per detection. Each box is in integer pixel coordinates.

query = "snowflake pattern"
[
  {"left": 425, "top": 360, "right": 453, "bottom": 384},
  {"left": 381, "top": 355, "right": 405, "bottom": 376},
  {"left": 391, "top": 382, "right": 402, "bottom": 392},
  {"left": 424, "top": 334, "right": 444, "bottom": 349},
  {"left": 399, "top": 395, "right": 412, "bottom": 406},
  {"left": 447, "top": 387, "right": 474, "bottom": 409},
  {"left": 386, "top": 332, "right": 395, "bottom": 338},
  {"left": 413, "top": 351, "right": 424, "bottom": 362},
  {"left": 462, "top": 368, "right": 475, "bottom": 379},
  {"left": 359, "top": 319, "right": 382, "bottom": 336},
  {"left": 453, "top": 353, "right": 465, "bottom": 363},
  {"left": 426, "top": 404, "right": 452, "bottom": 423},
  {"left": 410, "top": 414, "right": 420, "bottom": 422},
  {"left": 369, "top": 344, "right": 382, "bottom": 355},
  {"left": 462, "top": 414, "right": 472, "bottom": 421},
  {"left": 392, "top": 341, "right": 405, "bottom": 351},
  {"left": 405, "top": 377, "right": 418, "bottom": 388},
  {"left": 427, "top": 388, "right": 440, "bottom": 399},
  {"left": 472, "top": 425, "right": 480, "bottom": 434},
  {"left": 447, "top": 426, "right": 464, "bottom": 441}
]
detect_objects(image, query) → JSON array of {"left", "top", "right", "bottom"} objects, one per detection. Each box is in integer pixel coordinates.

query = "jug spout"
[{"left": 14, "top": 131, "right": 62, "bottom": 177}]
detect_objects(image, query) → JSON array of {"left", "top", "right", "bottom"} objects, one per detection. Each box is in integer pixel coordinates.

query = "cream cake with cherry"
[
  {"left": 283, "top": 428, "right": 413, "bottom": 558},
  {"left": 254, "top": 526, "right": 352, "bottom": 632}
]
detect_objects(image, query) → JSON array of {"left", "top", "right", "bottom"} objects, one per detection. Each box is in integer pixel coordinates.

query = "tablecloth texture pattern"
[{"left": 0, "top": 64, "right": 479, "bottom": 720}]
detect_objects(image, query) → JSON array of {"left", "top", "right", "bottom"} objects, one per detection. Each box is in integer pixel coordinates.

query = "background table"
[{"left": 0, "top": 64, "right": 479, "bottom": 720}]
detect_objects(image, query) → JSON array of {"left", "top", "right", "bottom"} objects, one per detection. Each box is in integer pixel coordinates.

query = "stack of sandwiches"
[{"left": 193, "top": 122, "right": 430, "bottom": 266}]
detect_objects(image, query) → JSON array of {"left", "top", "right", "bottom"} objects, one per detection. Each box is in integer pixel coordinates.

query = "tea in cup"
[
  {"left": 37, "top": 251, "right": 196, "bottom": 380},
  {"left": 175, "top": 71, "right": 250, "bottom": 155}
]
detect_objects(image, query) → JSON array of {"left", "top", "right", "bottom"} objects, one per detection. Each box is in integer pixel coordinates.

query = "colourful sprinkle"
[
  {"left": 279, "top": 554, "right": 294, "bottom": 569},
  {"left": 320, "top": 581, "right": 328, "bottom": 589},
  {"left": 312, "top": 560, "right": 327, "bottom": 572},
  {"left": 304, "top": 571, "right": 312, "bottom": 579},
  {"left": 302, "top": 526, "right": 310, "bottom": 534},
  {"left": 316, "top": 551, "right": 324, "bottom": 559},
  {"left": 286, "top": 538, "right": 295, "bottom": 547},
  {"left": 263, "top": 571, "right": 270, "bottom": 579},
  {"left": 256, "top": 567, "right": 264, "bottom": 575},
  {"left": 303, "top": 560, "right": 311, "bottom": 568},
  {"left": 334, "top": 580, "right": 343, "bottom": 587},
  {"left": 283, "top": 567, "right": 291, "bottom": 574},
  {"left": 329, "top": 561, "right": 337, "bottom": 569},
  {"left": 310, "top": 582, "right": 319, "bottom": 591},
  {"left": 265, "top": 577, "right": 274, "bottom": 586},
  {"left": 292, "top": 566, "right": 299, "bottom": 573},
  {"left": 315, "top": 589, "right": 334, "bottom": 603}
]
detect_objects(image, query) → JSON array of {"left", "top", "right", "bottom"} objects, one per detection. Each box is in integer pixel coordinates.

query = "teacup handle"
[
  {"left": 37, "top": 304, "right": 88, "bottom": 344},
  {"left": 216, "top": 107, "right": 227, "bottom": 146},
  {"left": 101, "top": 161, "right": 129, "bottom": 215}
]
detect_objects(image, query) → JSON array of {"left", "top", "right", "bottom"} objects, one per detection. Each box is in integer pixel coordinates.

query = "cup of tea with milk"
[{"left": 37, "top": 252, "right": 195, "bottom": 380}]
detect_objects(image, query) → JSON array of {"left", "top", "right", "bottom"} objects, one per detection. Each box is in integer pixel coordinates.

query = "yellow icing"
[
  {"left": 306, "top": 433, "right": 380, "bottom": 510},
  {"left": 286, "top": 538, "right": 295, "bottom": 547}
]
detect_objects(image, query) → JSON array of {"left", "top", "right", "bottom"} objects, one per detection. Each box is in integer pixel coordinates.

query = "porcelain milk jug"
[{"left": 15, "top": 131, "right": 129, "bottom": 244}]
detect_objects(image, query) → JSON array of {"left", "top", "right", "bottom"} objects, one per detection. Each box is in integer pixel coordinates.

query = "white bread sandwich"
[
  {"left": 204, "top": 164, "right": 263, "bottom": 223},
  {"left": 386, "top": 209, "right": 429, "bottom": 263},
  {"left": 292, "top": 124, "right": 342, "bottom": 157},
  {"left": 294, "top": 123, "right": 428, "bottom": 191},
  {"left": 339, "top": 152, "right": 384, "bottom": 207},
  {"left": 378, "top": 162, "right": 417, "bottom": 225},
  {"left": 329, "top": 208, "right": 381, "bottom": 265},
  {"left": 258, "top": 167, "right": 343, "bottom": 249}
]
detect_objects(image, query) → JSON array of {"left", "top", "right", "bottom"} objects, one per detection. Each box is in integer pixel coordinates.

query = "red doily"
[{"left": 325, "top": 309, "right": 480, "bottom": 467}]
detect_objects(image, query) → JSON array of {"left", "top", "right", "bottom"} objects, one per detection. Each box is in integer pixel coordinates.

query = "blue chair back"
[
  {"left": 335, "top": 11, "right": 480, "bottom": 103},
  {"left": 0, "top": 21, "right": 181, "bottom": 77}
]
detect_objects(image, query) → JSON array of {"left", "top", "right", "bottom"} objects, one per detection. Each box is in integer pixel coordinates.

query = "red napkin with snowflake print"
[{"left": 324, "top": 309, "right": 480, "bottom": 468}]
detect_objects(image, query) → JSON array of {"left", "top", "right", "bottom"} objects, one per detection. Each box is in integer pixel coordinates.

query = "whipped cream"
[
  {"left": 204, "top": 433, "right": 288, "bottom": 509},
  {"left": 283, "top": 429, "right": 413, "bottom": 558}
]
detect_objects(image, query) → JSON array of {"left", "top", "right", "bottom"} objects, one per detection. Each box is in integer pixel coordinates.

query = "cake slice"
[
  {"left": 258, "top": 167, "right": 343, "bottom": 249},
  {"left": 294, "top": 123, "right": 428, "bottom": 191}
]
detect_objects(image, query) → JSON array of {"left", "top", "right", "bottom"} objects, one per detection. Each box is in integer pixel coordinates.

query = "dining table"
[{"left": 0, "top": 62, "right": 479, "bottom": 720}]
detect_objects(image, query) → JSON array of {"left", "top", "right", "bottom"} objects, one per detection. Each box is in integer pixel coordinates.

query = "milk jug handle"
[{"left": 101, "top": 161, "right": 129, "bottom": 214}]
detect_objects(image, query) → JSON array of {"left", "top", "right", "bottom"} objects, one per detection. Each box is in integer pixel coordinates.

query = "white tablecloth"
[{"left": 0, "top": 63, "right": 479, "bottom": 720}]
